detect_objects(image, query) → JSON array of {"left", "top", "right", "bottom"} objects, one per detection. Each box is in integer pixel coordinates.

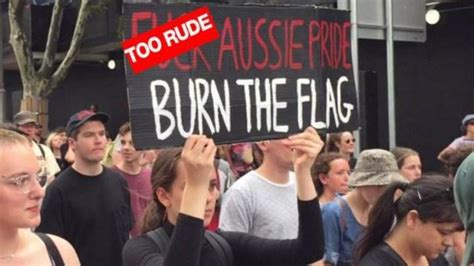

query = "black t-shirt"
[
  {"left": 122, "top": 198, "right": 324, "bottom": 266},
  {"left": 359, "top": 243, "right": 449, "bottom": 266},
  {"left": 37, "top": 167, "right": 133, "bottom": 266}
]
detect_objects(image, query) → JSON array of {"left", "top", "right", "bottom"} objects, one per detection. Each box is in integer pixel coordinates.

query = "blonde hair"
[
  {"left": 0, "top": 128, "right": 30, "bottom": 147},
  {"left": 46, "top": 132, "right": 60, "bottom": 150}
]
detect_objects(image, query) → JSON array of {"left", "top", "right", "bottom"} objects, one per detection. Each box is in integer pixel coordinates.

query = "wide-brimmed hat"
[{"left": 349, "top": 149, "right": 407, "bottom": 187}]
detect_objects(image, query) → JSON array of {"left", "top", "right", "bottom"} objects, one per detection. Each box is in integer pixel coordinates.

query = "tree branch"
[
  {"left": 8, "top": 0, "right": 35, "bottom": 92},
  {"left": 49, "top": 0, "right": 92, "bottom": 95},
  {"left": 10, "top": 0, "right": 26, "bottom": 18},
  {"left": 38, "top": 0, "right": 66, "bottom": 77}
]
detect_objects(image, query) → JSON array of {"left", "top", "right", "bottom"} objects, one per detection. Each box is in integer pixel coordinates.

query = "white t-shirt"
[
  {"left": 32, "top": 142, "right": 60, "bottom": 183},
  {"left": 219, "top": 170, "right": 298, "bottom": 239}
]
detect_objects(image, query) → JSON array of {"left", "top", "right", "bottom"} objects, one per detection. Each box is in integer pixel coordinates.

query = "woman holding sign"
[{"left": 122, "top": 127, "right": 325, "bottom": 266}]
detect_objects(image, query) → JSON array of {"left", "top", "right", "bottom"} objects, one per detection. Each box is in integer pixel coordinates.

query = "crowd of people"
[{"left": 1, "top": 109, "right": 474, "bottom": 266}]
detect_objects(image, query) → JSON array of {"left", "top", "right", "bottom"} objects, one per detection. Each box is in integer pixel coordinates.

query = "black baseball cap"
[{"left": 66, "top": 110, "right": 110, "bottom": 136}]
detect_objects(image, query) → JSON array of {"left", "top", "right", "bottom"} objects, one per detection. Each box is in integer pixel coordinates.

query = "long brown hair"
[
  {"left": 325, "top": 133, "right": 343, "bottom": 153},
  {"left": 140, "top": 148, "right": 182, "bottom": 234}
]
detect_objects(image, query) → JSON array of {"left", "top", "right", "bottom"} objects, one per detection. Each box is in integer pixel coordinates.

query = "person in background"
[
  {"left": 14, "top": 111, "right": 60, "bottom": 185},
  {"left": 37, "top": 110, "right": 133, "bottom": 266},
  {"left": 140, "top": 149, "right": 160, "bottom": 169},
  {"left": 355, "top": 176, "right": 462, "bottom": 266},
  {"left": 220, "top": 136, "right": 300, "bottom": 239},
  {"left": 326, "top": 131, "right": 357, "bottom": 169},
  {"left": 46, "top": 130, "right": 67, "bottom": 168},
  {"left": 438, "top": 114, "right": 474, "bottom": 164},
  {"left": 321, "top": 149, "right": 407, "bottom": 266},
  {"left": 391, "top": 147, "right": 422, "bottom": 182},
  {"left": 311, "top": 152, "right": 350, "bottom": 207},
  {"left": 114, "top": 122, "right": 152, "bottom": 237},
  {"left": 122, "top": 128, "right": 325, "bottom": 265},
  {"left": 0, "top": 128, "right": 80, "bottom": 265},
  {"left": 35, "top": 124, "right": 46, "bottom": 144},
  {"left": 218, "top": 143, "right": 255, "bottom": 178}
]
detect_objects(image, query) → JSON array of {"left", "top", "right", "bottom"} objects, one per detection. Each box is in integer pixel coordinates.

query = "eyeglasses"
[
  {"left": 344, "top": 138, "right": 356, "bottom": 144},
  {"left": 0, "top": 170, "right": 48, "bottom": 194}
]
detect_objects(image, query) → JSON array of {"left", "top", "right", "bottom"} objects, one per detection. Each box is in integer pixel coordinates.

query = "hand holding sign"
[
  {"left": 284, "top": 127, "right": 324, "bottom": 173},
  {"left": 181, "top": 135, "right": 217, "bottom": 188},
  {"left": 283, "top": 127, "right": 324, "bottom": 201}
]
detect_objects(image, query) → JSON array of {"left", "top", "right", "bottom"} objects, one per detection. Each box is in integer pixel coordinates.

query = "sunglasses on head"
[{"left": 344, "top": 138, "right": 356, "bottom": 144}]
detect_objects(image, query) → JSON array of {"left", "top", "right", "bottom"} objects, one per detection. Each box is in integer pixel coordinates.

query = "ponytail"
[
  {"left": 139, "top": 148, "right": 183, "bottom": 234},
  {"left": 353, "top": 181, "right": 408, "bottom": 263},
  {"left": 140, "top": 200, "right": 166, "bottom": 234},
  {"left": 354, "top": 175, "right": 462, "bottom": 264}
]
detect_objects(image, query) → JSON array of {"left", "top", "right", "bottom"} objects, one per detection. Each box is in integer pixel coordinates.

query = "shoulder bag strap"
[
  {"left": 205, "top": 231, "right": 233, "bottom": 266},
  {"left": 146, "top": 227, "right": 170, "bottom": 253}
]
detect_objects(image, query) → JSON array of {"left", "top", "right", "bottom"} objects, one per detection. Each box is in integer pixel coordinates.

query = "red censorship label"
[{"left": 122, "top": 7, "right": 219, "bottom": 74}]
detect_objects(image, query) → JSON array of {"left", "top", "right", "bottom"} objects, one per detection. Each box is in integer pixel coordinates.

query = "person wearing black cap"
[
  {"left": 36, "top": 110, "right": 133, "bottom": 266},
  {"left": 438, "top": 114, "right": 474, "bottom": 164}
]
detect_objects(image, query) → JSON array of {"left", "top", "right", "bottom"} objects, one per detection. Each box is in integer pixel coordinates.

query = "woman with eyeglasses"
[
  {"left": 326, "top": 132, "right": 357, "bottom": 169},
  {"left": 354, "top": 175, "right": 463, "bottom": 266},
  {"left": 0, "top": 129, "right": 80, "bottom": 265}
]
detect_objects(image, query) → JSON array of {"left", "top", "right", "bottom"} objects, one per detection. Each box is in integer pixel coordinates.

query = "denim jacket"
[{"left": 321, "top": 196, "right": 365, "bottom": 266}]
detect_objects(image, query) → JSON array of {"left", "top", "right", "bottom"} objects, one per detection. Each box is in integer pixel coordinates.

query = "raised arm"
[
  {"left": 219, "top": 127, "right": 325, "bottom": 265},
  {"left": 286, "top": 126, "right": 324, "bottom": 200}
]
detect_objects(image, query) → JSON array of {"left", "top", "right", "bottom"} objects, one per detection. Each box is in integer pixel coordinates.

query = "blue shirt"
[{"left": 321, "top": 196, "right": 365, "bottom": 266}]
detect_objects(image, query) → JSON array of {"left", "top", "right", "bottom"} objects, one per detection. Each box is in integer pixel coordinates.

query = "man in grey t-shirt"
[{"left": 219, "top": 139, "right": 298, "bottom": 239}]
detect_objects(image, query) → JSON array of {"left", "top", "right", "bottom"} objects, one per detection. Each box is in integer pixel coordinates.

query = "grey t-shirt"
[{"left": 219, "top": 170, "right": 298, "bottom": 239}]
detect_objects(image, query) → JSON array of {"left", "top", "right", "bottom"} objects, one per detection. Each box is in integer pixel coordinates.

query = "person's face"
[
  {"left": 51, "top": 134, "right": 64, "bottom": 149},
  {"left": 319, "top": 158, "right": 350, "bottom": 195},
  {"left": 409, "top": 217, "right": 458, "bottom": 259},
  {"left": 466, "top": 120, "right": 474, "bottom": 135},
  {"left": 264, "top": 140, "right": 293, "bottom": 169},
  {"left": 120, "top": 132, "right": 142, "bottom": 163},
  {"left": 0, "top": 144, "right": 45, "bottom": 229},
  {"left": 400, "top": 155, "right": 422, "bottom": 182},
  {"left": 69, "top": 121, "right": 107, "bottom": 163},
  {"left": 337, "top": 132, "right": 355, "bottom": 155},
  {"left": 35, "top": 125, "right": 43, "bottom": 137},
  {"left": 158, "top": 161, "right": 219, "bottom": 227},
  {"left": 58, "top": 132, "right": 67, "bottom": 144},
  {"left": 18, "top": 122, "right": 37, "bottom": 140},
  {"left": 358, "top": 185, "right": 387, "bottom": 205}
]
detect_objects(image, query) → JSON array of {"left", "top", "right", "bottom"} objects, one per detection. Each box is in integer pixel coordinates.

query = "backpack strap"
[
  {"left": 205, "top": 231, "right": 233, "bottom": 265},
  {"left": 36, "top": 233, "right": 65, "bottom": 266},
  {"left": 36, "top": 142, "right": 46, "bottom": 159},
  {"left": 146, "top": 228, "right": 170, "bottom": 253}
]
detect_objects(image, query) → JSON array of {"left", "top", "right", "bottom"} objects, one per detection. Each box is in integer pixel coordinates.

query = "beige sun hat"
[{"left": 349, "top": 149, "right": 408, "bottom": 187}]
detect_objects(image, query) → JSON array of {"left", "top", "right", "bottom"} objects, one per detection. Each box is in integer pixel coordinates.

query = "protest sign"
[{"left": 123, "top": 3, "right": 359, "bottom": 149}]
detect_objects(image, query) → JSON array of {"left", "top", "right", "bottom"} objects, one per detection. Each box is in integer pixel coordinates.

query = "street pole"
[
  {"left": 0, "top": 0, "right": 6, "bottom": 123},
  {"left": 386, "top": 0, "right": 396, "bottom": 149}
]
